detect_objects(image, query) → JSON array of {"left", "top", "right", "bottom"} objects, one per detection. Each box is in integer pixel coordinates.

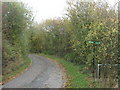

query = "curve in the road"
[{"left": 3, "top": 54, "right": 65, "bottom": 88}]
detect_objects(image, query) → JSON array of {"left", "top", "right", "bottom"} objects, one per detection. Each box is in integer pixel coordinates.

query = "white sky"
[
  {"left": 20, "top": 0, "right": 118, "bottom": 23},
  {"left": 20, "top": 0, "right": 67, "bottom": 23}
]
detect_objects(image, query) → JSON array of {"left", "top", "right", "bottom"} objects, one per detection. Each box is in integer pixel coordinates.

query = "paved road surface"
[{"left": 3, "top": 54, "right": 65, "bottom": 88}]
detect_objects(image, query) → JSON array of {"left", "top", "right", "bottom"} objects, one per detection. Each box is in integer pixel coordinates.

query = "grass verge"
[
  {"left": 2, "top": 56, "right": 32, "bottom": 84},
  {"left": 40, "top": 53, "right": 92, "bottom": 88}
]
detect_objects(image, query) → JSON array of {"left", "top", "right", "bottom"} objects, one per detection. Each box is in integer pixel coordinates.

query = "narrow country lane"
[{"left": 3, "top": 54, "right": 65, "bottom": 88}]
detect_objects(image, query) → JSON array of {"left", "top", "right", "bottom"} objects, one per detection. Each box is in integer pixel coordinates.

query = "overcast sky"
[{"left": 20, "top": 0, "right": 118, "bottom": 23}]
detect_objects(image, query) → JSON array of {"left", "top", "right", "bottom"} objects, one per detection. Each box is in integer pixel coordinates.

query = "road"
[{"left": 3, "top": 54, "right": 65, "bottom": 88}]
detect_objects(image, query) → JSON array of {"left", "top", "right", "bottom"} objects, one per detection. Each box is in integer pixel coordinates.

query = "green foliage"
[
  {"left": 29, "top": 0, "right": 118, "bottom": 88},
  {"left": 64, "top": 52, "right": 80, "bottom": 64},
  {"left": 2, "top": 2, "right": 32, "bottom": 79},
  {"left": 29, "top": 18, "right": 72, "bottom": 57},
  {"left": 2, "top": 0, "right": 118, "bottom": 88},
  {"left": 67, "top": 1, "right": 118, "bottom": 87}
]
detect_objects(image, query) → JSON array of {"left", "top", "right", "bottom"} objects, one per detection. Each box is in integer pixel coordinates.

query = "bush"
[{"left": 64, "top": 52, "right": 76, "bottom": 62}]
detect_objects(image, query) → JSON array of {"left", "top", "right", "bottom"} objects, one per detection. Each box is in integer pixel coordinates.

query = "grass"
[
  {"left": 2, "top": 56, "right": 32, "bottom": 84},
  {"left": 40, "top": 53, "right": 93, "bottom": 88}
]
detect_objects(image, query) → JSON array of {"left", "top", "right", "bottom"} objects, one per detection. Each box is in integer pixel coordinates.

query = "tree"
[{"left": 2, "top": 2, "right": 32, "bottom": 77}]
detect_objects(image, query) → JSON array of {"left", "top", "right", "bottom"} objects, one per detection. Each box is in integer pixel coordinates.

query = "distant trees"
[{"left": 30, "top": 18, "right": 72, "bottom": 57}]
